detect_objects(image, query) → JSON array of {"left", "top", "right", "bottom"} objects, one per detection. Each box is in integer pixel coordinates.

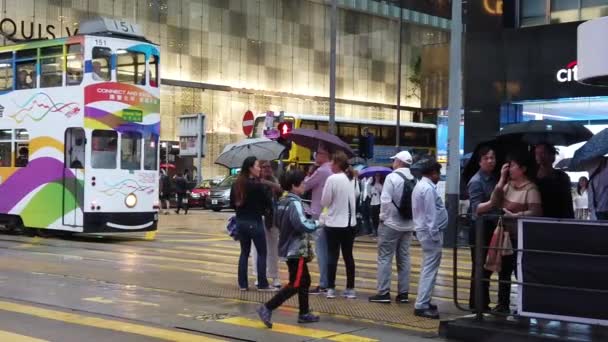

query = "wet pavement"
[{"left": 0, "top": 209, "right": 473, "bottom": 341}]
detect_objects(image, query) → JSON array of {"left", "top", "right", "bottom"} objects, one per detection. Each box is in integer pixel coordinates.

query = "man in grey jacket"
[{"left": 368, "top": 151, "right": 415, "bottom": 304}]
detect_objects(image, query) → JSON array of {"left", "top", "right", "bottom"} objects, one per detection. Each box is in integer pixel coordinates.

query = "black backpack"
[{"left": 392, "top": 171, "right": 416, "bottom": 220}]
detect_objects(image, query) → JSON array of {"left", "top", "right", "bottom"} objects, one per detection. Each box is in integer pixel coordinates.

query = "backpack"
[{"left": 392, "top": 171, "right": 417, "bottom": 220}]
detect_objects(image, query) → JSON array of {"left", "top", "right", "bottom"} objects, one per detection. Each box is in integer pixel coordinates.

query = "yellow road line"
[
  {"left": 0, "top": 300, "right": 224, "bottom": 342},
  {"left": 0, "top": 330, "right": 48, "bottom": 342},
  {"left": 219, "top": 317, "right": 377, "bottom": 342},
  {"left": 163, "top": 238, "right": 232, "bottom": 243}
]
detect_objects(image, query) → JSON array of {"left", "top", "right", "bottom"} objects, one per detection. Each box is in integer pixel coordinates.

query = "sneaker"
[
  {"left": 256, "top": 305, "right": 273, "bottom": 328},
  {"left": 272, "top": 279, "right": 282, "bottom": 288},
  {"left": 342, "top": 288, "right": 357, "bottom": 299},
  {"left": 414, "top": 308, "right": 440, "bottom": 319},
  {"left": 326, "top": 288, "right": 337, "bottom": 299},
  {"left": 298, "top": 313, "right": 320, "bottom": 324},
  {"left": 309, "top": 286, "right": 327, "bottom": 295},
  {"left": 368, "top": 292, "right": 391, "bottom": 303},
  {"left": 395, "top": 292, "right": 409, "bottom": 304},
  {"left": 257, "top": 286, "right": 278, "bottom": 292}
]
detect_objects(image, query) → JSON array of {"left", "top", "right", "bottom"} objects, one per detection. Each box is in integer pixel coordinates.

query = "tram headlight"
[{"left": 125, "top": 193, "right": 138, "bottom": 208}]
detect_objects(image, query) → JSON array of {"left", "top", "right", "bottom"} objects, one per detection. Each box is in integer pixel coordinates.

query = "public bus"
[
  {"left": 252, "top": 113, "right": 437, "bottom": 166},
  {"left": 0, "top": 17, "right": 160, "bottom": 234}
]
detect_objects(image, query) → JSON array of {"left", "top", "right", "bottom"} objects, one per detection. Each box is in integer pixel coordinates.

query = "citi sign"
[{"left": 556, "top": 61, "right": 578, "bottom": 83}]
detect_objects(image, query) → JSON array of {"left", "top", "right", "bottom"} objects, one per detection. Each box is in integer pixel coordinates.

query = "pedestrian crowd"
[{"left": 188, "top": 137, "right": 608, "bottom": 329}]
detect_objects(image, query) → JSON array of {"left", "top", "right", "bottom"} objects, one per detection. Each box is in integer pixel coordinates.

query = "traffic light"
[{"left": 277, "top": 121, "right": 292, "bottom": 138}]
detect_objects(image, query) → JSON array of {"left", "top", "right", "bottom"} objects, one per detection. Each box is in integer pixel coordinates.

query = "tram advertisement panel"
[{"left": 517, "top": 219, "right": 608, "bottom": 326}]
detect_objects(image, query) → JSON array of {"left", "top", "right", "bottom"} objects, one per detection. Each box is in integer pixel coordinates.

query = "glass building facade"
[{"left": 0, "top": 0, "right": 449, "bottom": 177}]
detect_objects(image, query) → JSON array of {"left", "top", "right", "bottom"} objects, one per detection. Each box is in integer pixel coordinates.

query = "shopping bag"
[{"left": 484, "top": 217, "right": 511, "bottom": 272}]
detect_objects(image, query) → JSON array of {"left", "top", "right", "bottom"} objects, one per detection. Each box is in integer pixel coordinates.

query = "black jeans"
[
  {"left": 265, "top": 258, "right": 311, "bottom": 315},
  {"left": 370, "top": 205, "right": 380, "bottom": 235},
  {"left": 469, "top": 219, "right": 496, "bottom": 310},
  {"left": 498, "top": 239, "right": 517, "bottom": 307},
  {"left": 237, "top": 218, "right": 268, "bottom": 289},
  {"left": 176, "top": 193, "right": 189, "bottom": 213},
  {"left": 325, "top": 226, "right": 356, "bottom": 289}
]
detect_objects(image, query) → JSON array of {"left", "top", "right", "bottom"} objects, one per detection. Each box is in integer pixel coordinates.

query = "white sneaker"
[
  {"left": 342, "top": 288, "right": 357, "bottom": 299},
  {"left": 326, "top": 288, "right": 337, "bottom": 299},
  {"left": 272, "top": 279, "right": 282, "bottom": 288}
]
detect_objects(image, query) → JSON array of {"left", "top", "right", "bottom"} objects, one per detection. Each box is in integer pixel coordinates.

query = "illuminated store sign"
[
  {"left": 556, "top": 61, "right": 578, "bottom": 83},
  {"left": 0, "top": 18, "right": 78, "bottom": 40}
]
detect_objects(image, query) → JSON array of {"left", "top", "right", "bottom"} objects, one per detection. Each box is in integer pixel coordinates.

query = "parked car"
[
  {"left": 206, "top": 175, "right": 237, "bottom": 212},
  {"left": 189, "top": 179, "right": 217, "bottom": 209}
]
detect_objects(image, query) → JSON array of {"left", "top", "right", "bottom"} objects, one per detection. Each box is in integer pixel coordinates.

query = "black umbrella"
[
  {"left": 497, "top": 120, "right": 593, "bottom": 146},
  {"left": 571, "top": 128, "right": 608, "bottom": 171}
]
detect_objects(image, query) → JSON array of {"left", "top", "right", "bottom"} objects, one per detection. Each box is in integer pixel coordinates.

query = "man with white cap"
[{"left": 368, "top": 151, "right": 416, "bottom": 304}]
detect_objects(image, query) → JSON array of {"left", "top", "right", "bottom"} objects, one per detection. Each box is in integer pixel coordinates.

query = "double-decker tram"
[{"left": 0, "top": 17, "right": 160, "bottom": 235}]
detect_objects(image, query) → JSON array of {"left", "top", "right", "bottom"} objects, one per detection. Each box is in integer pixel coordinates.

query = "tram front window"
[
  {"left": 92, "top": 130, "right": 117, "bottom": 169},
  {"left": 121, "top": 132, "right": 142, "bottom": 170},
  {"left": 117, "top": 50, "right": 145, "bottom": 84},
  {"left": 92, "top": 47, "right": 111, "bottom": 82},
  {"left": 144, "top": 133, "right": 158, "bottom": 170}
]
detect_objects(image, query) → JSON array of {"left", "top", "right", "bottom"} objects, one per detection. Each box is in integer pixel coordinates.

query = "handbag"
[
  {"left": 226, "top": 215, "right": 239, "bottom": 241},
  {"left": 484, "top": 217, "right": 513, "bottom": 272}
]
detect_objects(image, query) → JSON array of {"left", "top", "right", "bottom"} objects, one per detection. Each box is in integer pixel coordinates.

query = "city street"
[{"left": 0, "top": 208, "right": 475, "bottom": 341}]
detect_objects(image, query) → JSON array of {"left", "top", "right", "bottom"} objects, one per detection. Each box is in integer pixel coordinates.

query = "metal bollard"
[{"left": 474, "top": 217, "right": 485, "bottom": 320}]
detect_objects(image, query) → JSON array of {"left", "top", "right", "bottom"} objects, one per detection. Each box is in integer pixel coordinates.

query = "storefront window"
[
  {"left": 91, "top": 130, "right": 117, "bottom": 169},
  {"left": 550, "top": 0, "right": 580, "bottom": 24},
  {"left": 582, "top": 0, "right": 608, "bottom": 20},
  {"left": 121, "top": 131, "right": 142, "bottom": 170},
  {"left": 521, "top": 0, "right": 548, "bottom": 27}
]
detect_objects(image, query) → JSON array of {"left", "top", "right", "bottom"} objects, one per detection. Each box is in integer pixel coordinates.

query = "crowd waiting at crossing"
[{"left": 209, "top": 139, "right": 608, "bottom": 329}]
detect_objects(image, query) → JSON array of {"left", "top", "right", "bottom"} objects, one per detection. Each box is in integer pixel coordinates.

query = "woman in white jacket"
[{"left": 321, "top": 151, "right": 357, "bottom": 300}]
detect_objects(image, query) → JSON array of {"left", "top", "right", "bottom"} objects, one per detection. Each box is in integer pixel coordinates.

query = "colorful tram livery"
[{"left": 0, "top": 18, "right": 160, "bottom": 234}]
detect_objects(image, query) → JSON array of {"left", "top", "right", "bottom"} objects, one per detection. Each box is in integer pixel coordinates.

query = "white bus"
[{"left": 0, "top": 18, "right": 160, "bottom": 235}]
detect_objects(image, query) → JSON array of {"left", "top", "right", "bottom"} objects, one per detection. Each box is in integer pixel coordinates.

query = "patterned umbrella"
[{"left": 571, "top": 128, "right": 608, "bottom": 171}]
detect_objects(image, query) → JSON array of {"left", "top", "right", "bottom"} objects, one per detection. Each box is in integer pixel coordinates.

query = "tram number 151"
[{"left": 112, "top": 20, "right": 135, "bottom": 34}]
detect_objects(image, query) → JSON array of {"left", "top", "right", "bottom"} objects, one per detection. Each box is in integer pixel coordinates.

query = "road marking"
[
  {"left": 0, "top": 300, "right": 224, "bottom": 342},
  {"left": 15, "top": 236, "right": 42, "bottom": 249},
  {"left": 144, "top": 231, "right": 157, "bottom": 240},
  {"left": 163, "top": 238, "right": 232, "bottom": 243},
  {"left": 83, "top": 296, "right": 160, "bottom": 307},
  {"left": 219, "top": 317, "right": 377, "bottom": 342},
  {"left": 0, "top": 330, "right": 48, "bottom": 342}
]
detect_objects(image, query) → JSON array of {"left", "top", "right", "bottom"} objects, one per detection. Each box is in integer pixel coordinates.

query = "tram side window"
[
  {"left": 66, "top": 44, "right": 83, "bottom": 85},
  {"left": 143, "top": 133, "right": 158, "bottom": 170},
  {"left": 13, "top": 129, "right": 29, "bottom": 167},
  {"left": 92, "top": 47, "right": 111, "bottom": 82},
  {"left": 40, "top": 46, "right": 63, "bottom": 88},
  {"left": 121, "top": 132, "right": 142, "bottom": 170},
  {"left": 0, "top": 129, "right": 11, "bottom": 167},
  {"left": 16, "top": 61, "right": 36, "bottom": 90},
  {"left": 0, "top": 53, "right": 13, "bottom": 91},
  {"left": 91, "top": 130, "right": 117, "bottom": 169},
  {"left": 117, "top": 50, "right": 145, "bottom": 84},
  {"left": 149, "top": 54, "right": 158, "bottom": 87}
]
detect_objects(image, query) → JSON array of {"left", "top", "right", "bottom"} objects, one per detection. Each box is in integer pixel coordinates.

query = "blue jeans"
[
  {"left": 315, "top": 228, "right": 328, "bottom": 288},
  {"left": 237, "top": 218, "right": 268, "bottom": 289}
]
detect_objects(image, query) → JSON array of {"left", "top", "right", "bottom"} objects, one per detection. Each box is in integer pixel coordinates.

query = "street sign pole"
[
  {"left": 445, "top": 0, "right": 463, "bottom": 248},
  {"left": 196, "top": 113, "right": 203, "bottom": 183}
]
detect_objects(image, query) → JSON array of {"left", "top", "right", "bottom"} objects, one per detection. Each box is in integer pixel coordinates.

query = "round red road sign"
[{"left": 242, "top": 110, "right": 254, "bottom": 136}]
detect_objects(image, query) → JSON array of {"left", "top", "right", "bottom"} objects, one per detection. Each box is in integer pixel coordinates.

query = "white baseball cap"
[{"left": 390, "top": 151, "right": 413, "bottom": 164}]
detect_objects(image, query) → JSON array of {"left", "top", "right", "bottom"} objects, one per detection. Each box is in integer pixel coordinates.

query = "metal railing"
[{"left": 451, "top": 213, "right": 608, "bottom": 323}]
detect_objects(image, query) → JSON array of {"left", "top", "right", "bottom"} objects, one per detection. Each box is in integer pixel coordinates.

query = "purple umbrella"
[
  {"left": 285, "top": 128, "right": 355, "bottom": 157},
  {"left": 358, "top": 166, "right": 392, "bottom": 179}
]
